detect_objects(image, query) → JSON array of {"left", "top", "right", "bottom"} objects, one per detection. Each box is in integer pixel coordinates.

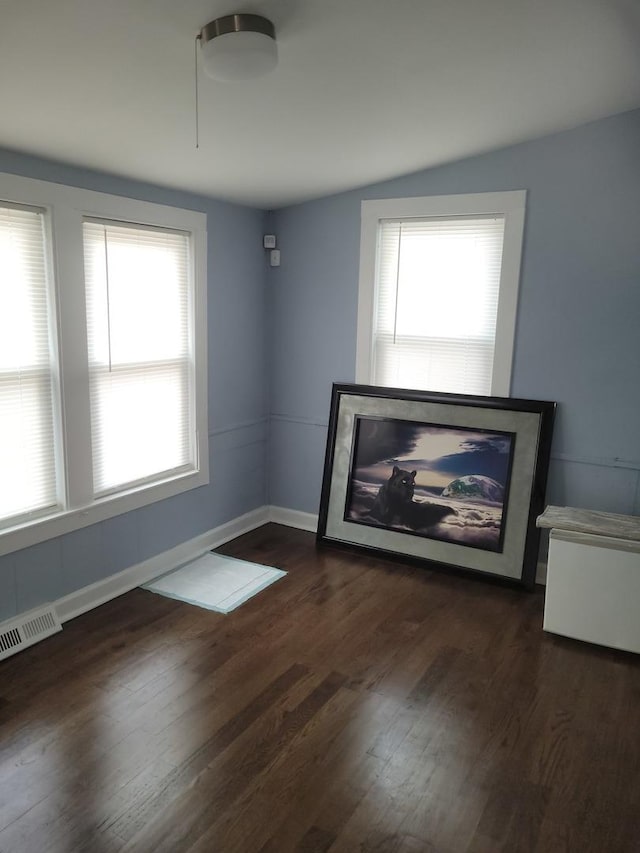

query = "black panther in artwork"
[
  {"left": 371, "top": 466, "right": 416, "bottom": 524},
  {"left": 368, "top": 465, "right": 454, "bottom": 531}
]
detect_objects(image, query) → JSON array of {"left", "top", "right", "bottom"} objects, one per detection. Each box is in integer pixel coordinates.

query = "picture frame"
[{"left": 317, "top": 383, "right": 555, "bottom": 589}]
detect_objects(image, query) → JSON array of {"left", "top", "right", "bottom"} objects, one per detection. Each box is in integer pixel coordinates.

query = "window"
[
  {"left": 356, "top": 191, "right": 526, "bottom": 396},
  {"left": 0, "top": 204, "right": 59, "bottom": 525},
  {"left": 0, "top": 173, "right": 207, "bottom": 556},
  {"left": 84, "top": 221, "right": 193, "bottom": 495}
]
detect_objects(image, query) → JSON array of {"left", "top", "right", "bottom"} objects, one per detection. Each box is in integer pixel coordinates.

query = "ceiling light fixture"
[{"left": 198, "top": 13, "right": 278, "bottom": 82}]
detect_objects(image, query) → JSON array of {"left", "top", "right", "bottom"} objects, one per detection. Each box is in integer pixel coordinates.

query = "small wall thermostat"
[
  {"left": 270, "top": 249, "right": 281, "bottom": 267},
  {"left": 263, "top": 234, "right": 276, "bottom": 249}
]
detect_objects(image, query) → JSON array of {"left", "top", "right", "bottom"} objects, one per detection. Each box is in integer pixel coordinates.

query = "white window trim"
[
  {"left": 356, "top": 190, "right": 527, "bottom": 396},
  {"left": 0, "top": 172, "right": 208, "bottom": 557}
]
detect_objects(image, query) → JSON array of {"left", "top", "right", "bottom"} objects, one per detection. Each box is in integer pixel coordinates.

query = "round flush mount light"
[{"left": 199, "top": 13, "right": 277, "bottom": 82}]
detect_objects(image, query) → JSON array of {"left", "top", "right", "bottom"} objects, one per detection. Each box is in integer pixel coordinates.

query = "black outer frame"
[{"left": 316, "top": 383, "right": 556, "bottom": 590}]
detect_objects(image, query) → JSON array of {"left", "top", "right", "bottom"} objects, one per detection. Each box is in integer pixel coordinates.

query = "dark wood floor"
[{"left": 1, "top": 524, "right": 639, "bottom": 853}]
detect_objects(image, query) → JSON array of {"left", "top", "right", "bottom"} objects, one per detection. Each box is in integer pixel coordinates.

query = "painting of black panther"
[{"left": 344, "top": 415, "right": 516, "bottom": 552}]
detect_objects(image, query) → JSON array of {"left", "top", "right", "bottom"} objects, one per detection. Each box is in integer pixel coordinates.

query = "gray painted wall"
[
  {"left": 0, "top": 150, "right": 269, "bottom": 622},
  {"left": 268, "top": 108, "right": 640, "bottom": 520}
]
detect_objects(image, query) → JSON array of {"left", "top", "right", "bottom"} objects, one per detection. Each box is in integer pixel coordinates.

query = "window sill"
[{"left": 0, "top": 465, "right": 209, "bottom": 558}]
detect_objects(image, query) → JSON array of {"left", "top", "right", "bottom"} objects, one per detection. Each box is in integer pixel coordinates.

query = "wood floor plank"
[
  {"left": 187, "top": 683, "right": 361, "bottom": 853},
  {"left": 113, "top": 663, "right": 314, "bottom": 846},
  {"left": 1, "top": 522, "right": 639, "bottom": 853}
]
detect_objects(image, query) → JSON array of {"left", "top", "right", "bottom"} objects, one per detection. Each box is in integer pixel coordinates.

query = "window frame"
[
  {"left": 0, "top": 172, "right": 208, "bottom": 557},
  {"left": 356, "top": 191, "right": 527, "bottom": 396}
]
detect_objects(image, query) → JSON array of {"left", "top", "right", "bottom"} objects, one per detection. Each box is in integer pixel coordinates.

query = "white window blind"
[
  {"left": 0, "top": 204, "right": 59, "bottom": 526},
  {"left": 83, "top": 220, "right": 194, "bottom": 496},
  {"left": 373, "top": 216, "right": 506, "bottom": 395}
]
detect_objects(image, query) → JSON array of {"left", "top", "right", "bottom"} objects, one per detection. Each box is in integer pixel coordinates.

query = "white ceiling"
[{"left": 1, "top": 0, "right": 639, "bottom": 208}]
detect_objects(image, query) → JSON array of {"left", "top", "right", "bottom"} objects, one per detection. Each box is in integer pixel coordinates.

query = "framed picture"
[{"left": 317, "top": 384, "right": 555, "bottom": 589}]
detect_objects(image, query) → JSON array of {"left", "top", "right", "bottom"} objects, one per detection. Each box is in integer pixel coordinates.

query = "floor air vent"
[{"left": 0, "top": 605, "right": 62, "bottom": 662}]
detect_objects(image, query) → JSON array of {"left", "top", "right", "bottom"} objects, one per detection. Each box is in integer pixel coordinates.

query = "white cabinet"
[
  {"left": 538, "top": 506, "right": 640, "bottom": 654},
  {"left": 545, "top": 529, "right": 640, "bottom": 653}
]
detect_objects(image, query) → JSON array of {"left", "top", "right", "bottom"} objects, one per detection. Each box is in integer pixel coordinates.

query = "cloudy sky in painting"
[{"left": 352, "top": 418, "right": 514, "bottom": 490}]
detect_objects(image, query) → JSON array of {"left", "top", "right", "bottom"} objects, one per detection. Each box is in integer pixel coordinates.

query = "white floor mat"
[{"left": 143, "top": 552, "right": 286, "bottom": 614}]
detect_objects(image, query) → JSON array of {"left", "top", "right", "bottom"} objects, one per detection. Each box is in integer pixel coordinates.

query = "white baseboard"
[
  {"left": 55, "top": 506, "right": 270, "bottom": 623},
  {"left": 268, "top": 506, "right": 318, "bottom": 533}
]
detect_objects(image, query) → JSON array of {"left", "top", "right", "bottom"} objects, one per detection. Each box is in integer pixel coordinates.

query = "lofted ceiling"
[{"left": 1, "top": 0, "right": 639, "bottom": 208}]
